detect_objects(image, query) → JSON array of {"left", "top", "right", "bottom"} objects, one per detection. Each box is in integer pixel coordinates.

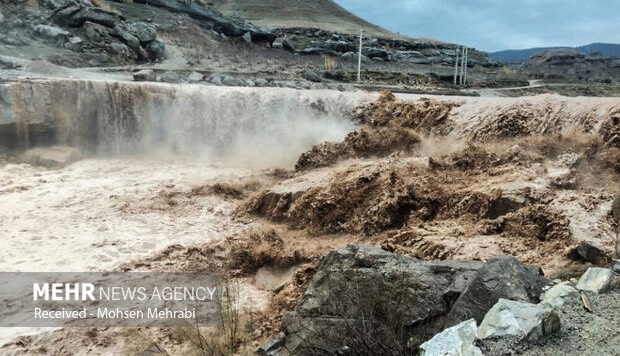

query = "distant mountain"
[{"left": 489, "top": 43, "right": 620, "bottom": 62}]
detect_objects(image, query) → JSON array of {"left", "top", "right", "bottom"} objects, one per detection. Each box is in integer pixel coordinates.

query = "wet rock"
[
  {"left": 420, "top": 319, "right": 482, "bottom": 356},
  {"left": 156, "top": 71, "right": 180, "bottom": 83},
  {"left": 187, "top": 71, "right": 204, "bottom": 82},
  {"left": 572, "top": 241, "right": 603, "bottom": 263},
  {"left": 277, "top": 245, "right": 482, "bottom": 355},
  {"left": 257, "top": 332, "right": 285, "bottom": 356},
  {"left": 133, "top": 69, "right": 155, "bottom": 81},
  {"left": 541, "top": 284, "right": 579, "bottom": 308},
  {"left": 301, "top": 70, "right": 321, "bottom": 83},
  {"left": 446, "top": 256, "right": 548, "bottom": 326},
  {"left": 33, "top": 24, "right": 71, "bottom": 43},
  {"left": 576, "top": 267, "right": 613, "bottom": 293},
  {"left": 477, "top": 299, "right": 561, "bottom": 341}
]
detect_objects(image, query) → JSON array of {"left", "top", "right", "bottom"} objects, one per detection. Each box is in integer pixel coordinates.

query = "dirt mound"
[{"left": 295, "top": 92, "right": 458, "bottom": 170}]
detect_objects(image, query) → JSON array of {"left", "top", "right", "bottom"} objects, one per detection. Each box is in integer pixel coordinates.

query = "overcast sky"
[{"left": 333, "top": 0, "right": 620, "bottom": 52}]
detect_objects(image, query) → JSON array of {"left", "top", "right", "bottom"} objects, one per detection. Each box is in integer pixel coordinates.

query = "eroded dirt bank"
[{"left": 1, "top": 91, "right": 619, "bottom": 354}]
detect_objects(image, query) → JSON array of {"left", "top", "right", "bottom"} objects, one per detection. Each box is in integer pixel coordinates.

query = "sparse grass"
[
  {"left": 550, "top": 263, "right": 592, "bottom": 281},
  {"left": 167, "top": 279, "right": 254, "bottom": 355}
]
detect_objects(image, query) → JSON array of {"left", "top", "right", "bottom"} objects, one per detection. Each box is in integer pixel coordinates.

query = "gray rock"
[
  {"left": 477, "top": 299, "right": 561, "bottom": 341},
  {"left": 302, "top": 70, "right": 321, "bottom": 83},
  {"left": 366, "top": 48, "right": 392, "bottom": 61},
  {"left": 156, "top": 71, "right": 180, "bottom": 83},
  {"left": 83, "top": 22, "right": 104, "bottom": 43},
  {"left": 145, "top": 39, "right": 166, "bottom": 62},
  {"left": 612, "top": 259, "right": 620, "bottom": 274},
  {"left": 53, "top": 5, "right": 122, "bottom": 28},
  {"left": 254, "top": 78, "right": 269, "bottom": 87},
  {"left": 113, "top": 25, "right": 141, "bottom": 52},
  {"left": 573, "top": 241, "right": 603, "bottom": 263},
  {"left": 446, "top": 256, "right": 548, "bottom": 326},
  {"left": 207, "top": 73, "right": 224, "bottom": 86},
  {"left": 277, "top": 245, "right": 482, "bottom": 355},
  {"left": 256, "top": 332, "right": 285, "bottom": 356},
  {"left": 420, "top": 319, "right": 482, "bottom": 356},
  {"left": 133, "top": 69, "right": 155, "bottom": 81},
  {"left": 33, "top": 24, "right": 70, "bottom": 43},
  {"left": 576, "top": 267, "right": 613, "bottom": 293},
  {"left": 541, "top": 284, "right": 579, "bottom": 309},
  {"left": 127, "top": 22, "right": 156, "bottom": 43},
  {"left": 187, "top": 71, "right": 204, "bottom": 82},
  {"left": 242, "top": 31, "right": 252, "bottom": 44},
  {"left": 106, "top": 42, "right": 130, "bottom": 56},
  {"left": 0, "top": 10, "right": 5, "bottom": 24}
]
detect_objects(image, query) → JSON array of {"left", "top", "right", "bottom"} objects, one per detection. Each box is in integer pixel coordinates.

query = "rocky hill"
[
  {"left": 521, "top": 49, "right": 620, "bottom": 83},
  {"left": 0, "top": 0, "right": 499, "bottom": 83},
  {"left": 490, "top": 43, "right": 620, "bottom": 63},
  {"left": 209, "top": 0, "right": 396, "bottom": 38}
]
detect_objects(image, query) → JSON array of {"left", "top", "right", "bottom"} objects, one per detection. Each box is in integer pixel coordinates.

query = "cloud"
[{"left": 333, "top": 0, "right": 620, "bottom": 51}]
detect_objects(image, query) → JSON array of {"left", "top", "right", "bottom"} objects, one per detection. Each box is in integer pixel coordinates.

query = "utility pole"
[
  {"left": 459, "top": 46, "right": 466, "bottom": 85},
  {"left": 463, "top": 47, "right": 469, "bottom": 86},
  {"left": 357, "top": 29, "right": 363, "bottom": 82},
  {"left": 453, "top": 45, "right": 460, "bottom": 85}
]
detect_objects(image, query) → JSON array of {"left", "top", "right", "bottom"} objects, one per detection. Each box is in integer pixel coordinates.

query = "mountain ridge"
[{"left": 489, "top": 43, "right": 620, "bottom": 62}]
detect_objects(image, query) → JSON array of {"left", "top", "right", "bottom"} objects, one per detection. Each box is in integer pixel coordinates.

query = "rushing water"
[{"left": 0, "top": 80, "right": 370, "bottom": 167}]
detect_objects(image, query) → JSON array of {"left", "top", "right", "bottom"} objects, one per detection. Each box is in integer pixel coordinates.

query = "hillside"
[
  {"left": 521, "top": 49, "right": 620, "bottom": 83},
  {"left": 490, "top": 43, "right": 620, "bottom": 62},
  {"left": 209, "top": 0, "right": 400, "bottom": 38}
]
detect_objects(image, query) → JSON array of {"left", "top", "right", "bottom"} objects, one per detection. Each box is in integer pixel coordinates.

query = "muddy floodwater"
[{"left": 0, "top": 158, "right": 256, "bottom": 272}]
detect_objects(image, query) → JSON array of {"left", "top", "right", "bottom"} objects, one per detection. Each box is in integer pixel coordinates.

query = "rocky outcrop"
[
  {"left": 46, "top": 1, "right": 165, "bottom": 62},
  {"left": 273, "top": 27, "right": 500, "bottom": 69},
  {"left": 0, "top": 0, "right": 166, "bottom": 64},
  {"left": 273, "top": 245, "right": 483, "bottom": 355},
  {"left": 522, "top": 49, "right": 620, "bottom": 83},
  {"left": 131, "top": 0, "right": 276, "bottom": 45}
]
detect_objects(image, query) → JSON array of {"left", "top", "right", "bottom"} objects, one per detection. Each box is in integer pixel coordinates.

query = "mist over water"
[{"left": 0, "top": 80, "right": 369, "bottom": 168}]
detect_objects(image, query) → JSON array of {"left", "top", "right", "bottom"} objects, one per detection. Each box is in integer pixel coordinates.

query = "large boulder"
[
  {"left": 446, "top": 256, "right": 548, "bottom": 326},
  {"left": 477, "top": 299, "right": 561, "bottom": 341},
  {"left": 273, "top": 245, "right": 482, "bottom": 355}
]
